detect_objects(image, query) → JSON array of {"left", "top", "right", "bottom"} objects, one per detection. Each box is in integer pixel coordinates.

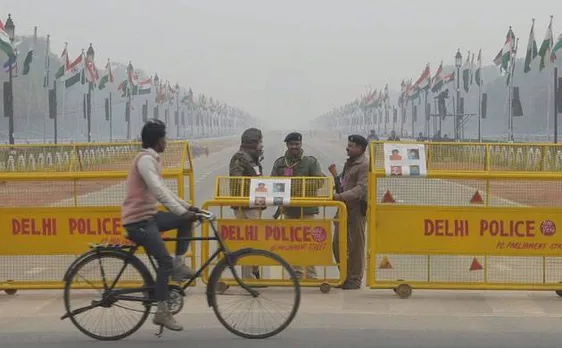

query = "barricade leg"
[
  {"left": 286, "top": 214, "right": 318, "bottom": 281},
  {"left": 233, "top": 207, "right": 262, "bottom": 279}
]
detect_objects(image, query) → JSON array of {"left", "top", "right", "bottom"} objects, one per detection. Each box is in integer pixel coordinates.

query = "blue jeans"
[{"left": 124, "top": 211, "right": 193, "bottom": 302}]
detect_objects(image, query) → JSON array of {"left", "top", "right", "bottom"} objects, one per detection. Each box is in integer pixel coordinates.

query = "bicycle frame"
[{"left": 91, "top": 218, "right": 258, "bottom": 301}]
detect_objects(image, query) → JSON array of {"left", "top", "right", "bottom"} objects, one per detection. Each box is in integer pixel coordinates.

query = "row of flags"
[
  {"left": 520, "top": 16, "right": 562, "bottom": 74},
  {"left": 320, "top": 15, "right": 562, "bottom": 123},
  {"left": 0, "top": 21, "right": 33, "bottom": 76},
  {"left": 0, "top": 20, "right": 254, "bottom": 121}
]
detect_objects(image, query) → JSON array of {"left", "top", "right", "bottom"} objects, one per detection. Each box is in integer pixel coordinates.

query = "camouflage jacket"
[
  {"left": 270, "top": 151, "right": 325, "bottom": 217},
  {"left": 229, "top": 148, "right": 263, "bottom": 205}
]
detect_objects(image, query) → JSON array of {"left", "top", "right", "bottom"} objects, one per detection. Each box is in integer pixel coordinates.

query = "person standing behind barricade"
[
  {"left": 387, "top": 130, "right": 400, "bottom": 141},
  {"left": 229, "top": 128, "right": 265, "bottom": 279},
  {"left": 331, "top": 134, "right": 369, "bottom": 290},
  {"left": 270, "top": 132, "right": 325, "bottom": 280}
]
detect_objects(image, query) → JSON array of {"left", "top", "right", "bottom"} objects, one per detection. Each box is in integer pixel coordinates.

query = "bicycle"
[{"left": 60, "top": 209, "right": 301, "bottom": 341}]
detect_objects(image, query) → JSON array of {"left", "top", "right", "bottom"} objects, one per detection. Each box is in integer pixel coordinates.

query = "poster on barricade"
[
  {"left": 383, "top": 143, "right": 427, "bottom": 177},
  {"left": 249, "top": 178, "right": 292, "bottom": 207}
]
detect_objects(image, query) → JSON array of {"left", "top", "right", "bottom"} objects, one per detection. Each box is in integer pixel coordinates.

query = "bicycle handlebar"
[{"left": 195, "top": 209, "right": 216, "bottom": 221}]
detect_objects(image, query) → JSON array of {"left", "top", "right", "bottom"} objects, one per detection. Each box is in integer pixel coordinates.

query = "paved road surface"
[
  {"left": 2, "top": 135, "right": 562, "bottom": 347},
  {"left": 2, "top": 288, "right": 562, "bottom": 347}
]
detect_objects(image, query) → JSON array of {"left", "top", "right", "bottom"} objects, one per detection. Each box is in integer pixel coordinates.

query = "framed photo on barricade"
[
  {"left": 249, "top": 178, "right": 292, "bottom": 208},
  {"left": 383, "top": 143, "right": 427, "bottom": 177}
]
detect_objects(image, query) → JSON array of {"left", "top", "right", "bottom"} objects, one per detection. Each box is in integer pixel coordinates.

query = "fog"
[{"left": 2, "top": 0, "right": 559, "bottom": 130}]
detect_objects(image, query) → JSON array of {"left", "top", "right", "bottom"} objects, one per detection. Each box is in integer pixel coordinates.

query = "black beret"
[
  {"left": 348, "top": 134, "right": 368, "bottom": 148},
  {"left": 284, "top": 132, "right": 302, "bottom": 142}
]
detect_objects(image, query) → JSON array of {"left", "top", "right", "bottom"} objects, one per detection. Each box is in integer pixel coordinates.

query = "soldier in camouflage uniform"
[
  {"left": 229, "top": 128, "right": 264, "bottom": 279},
  {"left": 270, "top": 132, "right": 325, "bottom": 280}
]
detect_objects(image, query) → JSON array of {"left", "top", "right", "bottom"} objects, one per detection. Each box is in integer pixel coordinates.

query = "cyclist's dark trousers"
[{"left": 124, "top": 211, "right": 193, "bottom": 302}]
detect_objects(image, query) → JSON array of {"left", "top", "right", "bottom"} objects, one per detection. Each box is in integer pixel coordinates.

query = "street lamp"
[
  {"left": 86, "top": 43, "right": 95, "bottom": 61},
  {"left": 5, "top": 14, "right": 15, "bottom": 144},
  {"left": 86, "top": 44, "right": 94, "bottom": 142},
  {"left": 455, "top": 49, "right": 462, "bottom": 141},
  {"left": 153, "top": 74, "right": 160, "bottom": 121}
]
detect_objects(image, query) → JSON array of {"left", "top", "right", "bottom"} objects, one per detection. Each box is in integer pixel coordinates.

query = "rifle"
[{"left": 328, "top": 164, "right": 343, "bottom": 194}]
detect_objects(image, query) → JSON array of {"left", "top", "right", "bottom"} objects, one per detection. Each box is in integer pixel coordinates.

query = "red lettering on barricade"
[
  {"left": 12, "top": 219, "right": 20, "bottom": 235},
  {"left": 12, "top": 218, "right": 57, "bottom": 236},
  {"left": 424, "top": 219, "right": 468, "bottom": 237},
  {"left": 479, "top": 219, "right": 535, "bottom": 238},
  {"left": 265, "top": 226, "right": 314, "bottom": 242},
  {"left": 69, "top": 217, "right": 121, "bottom": 236}
]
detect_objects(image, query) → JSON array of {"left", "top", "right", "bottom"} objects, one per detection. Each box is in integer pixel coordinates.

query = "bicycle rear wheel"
[
  {"left": 208, "top": 249, "right": 301, "bottom": 339},
  {"left": 63, "top": 250, "right": 153, "bottom": 341}
]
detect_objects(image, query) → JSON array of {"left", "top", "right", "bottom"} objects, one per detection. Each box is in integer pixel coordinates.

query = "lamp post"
[
  {"left": 153, "top": 74, "right": 160, "bottom": 122},
  {"left": 454, "top": 49, "right": 462, "bottom": 141},
  {"left": 86, "top": 43, "right": 95, "bottom": 142},
  {"left": 4, "top": 14, "right": 15, "bottom": 144}
]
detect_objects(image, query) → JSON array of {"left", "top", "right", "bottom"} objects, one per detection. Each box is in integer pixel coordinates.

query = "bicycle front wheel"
[
  {"left": 63, "top": 250, "right": 153, "bottom": 341},
  {"left": 208, "top": 249, "right": 301, "bottom": 339}
]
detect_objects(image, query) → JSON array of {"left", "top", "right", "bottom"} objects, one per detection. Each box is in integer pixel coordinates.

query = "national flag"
[
  {"left": 552, "top": 32, "right": 562, "bottom": 61},
  {"left": 383, "top": 84, "right": 389, "bottom": 103},
  {"left": 0, "top": 20, "right": 15, "bottom": 58},
  {"left": 470, "top": 52, "right": 475, "bottom": 85},
  {"left": 538, "top": 16, "right": 554, "bottom": 71},
  {"left": 126, "top": 61, "right": 137, "bottom": 86},
  {"left": 85, "top": 57, "right": 99, "bottom": 86},
  {"left": 117, "top": 79, "right": 128, "bottom": 97},
  {"left": 493, "top": 27, "right": 515, "bottom": 73},
  {"left": 431, "top": 61, "right": 444, "bottom": 93},
  {"left": 524, "top": 19, "right": 538, "bottom": 73},
  {"left": 22, "top": 26, "right": 37, "bottom": 75},
  {"left": 138, "top": 77, "right": 152, "bottom": 95},
  {"left": 43, "top": 34, "right": 50, "bottom": 88},
  {"left": 65, "top": 53, "right": 84, "bottom": 88},
  {"left": 98, "top": 59, "right": 114, "bottom": 90},
  {"left": 443, "top": 72, "right": 455, "bottom": 84},
  {"left": 475, "top": 49, "right": 482, "bottom": 86},
  {"left": 414, "top": 64, "right": 431, "bottom": 91},
  {"left": 462, "top": 52, "right": 471, "bottom": 92},
  {"left": 55, "top": 44, "right": 69, "bottom": 79},
  {"left": 3, "top": 55, "right": 16, "bottom": 73}
]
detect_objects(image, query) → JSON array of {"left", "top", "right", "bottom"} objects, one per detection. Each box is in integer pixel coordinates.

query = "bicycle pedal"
[{"left": 155, "top": 325, "right": 164, "bottom": 338}]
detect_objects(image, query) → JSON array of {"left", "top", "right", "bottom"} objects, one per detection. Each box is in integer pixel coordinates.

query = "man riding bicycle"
[{"left": 122, "top": 119, "right": 200, "bottom": 331}]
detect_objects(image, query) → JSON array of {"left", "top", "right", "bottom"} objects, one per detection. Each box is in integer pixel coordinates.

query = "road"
[{"left": 2, "top": 135, "right": 562, "bottom": 347}]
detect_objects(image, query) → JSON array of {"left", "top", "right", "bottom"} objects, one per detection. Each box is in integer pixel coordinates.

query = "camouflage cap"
[{"left": 241, "top": 128, "right": 263, "bottom": 146}]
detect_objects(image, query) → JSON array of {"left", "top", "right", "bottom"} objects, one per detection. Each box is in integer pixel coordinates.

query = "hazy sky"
[{"left": 1, "top": 0, "right": 559, "bottom": 129}]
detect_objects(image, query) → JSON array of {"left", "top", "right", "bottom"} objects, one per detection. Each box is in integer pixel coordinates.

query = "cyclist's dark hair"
[{"left": 141, "top": 119, "right": 166, "bottom": 149}]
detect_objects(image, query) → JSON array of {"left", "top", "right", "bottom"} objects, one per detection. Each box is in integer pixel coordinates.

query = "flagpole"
[
  {"left": 508, "top": 38, "right": 520, "bottom": 142},
  {"left": 424, "top": 89, "right": 429, "bottom": 138},
  {"left": 554, "top": 67, "right": 558, "bottom": 143},
  {"left": 478, "top": 80, "right": 482, "bottom": 142},
  {"left": 411, "top": 100, "right": 415, "bottom": 138},
  {"left": 60, "top": 43, "right": 67, "bottom": 144},
  {"left": 26, "top": 26, "right": 37, "bottom": 135},
  {"left": 43, "top": 34, "right": 50, "bottom": 143},
  {"left": 109, "top": 91, "right": 113, "bottom": 142}
]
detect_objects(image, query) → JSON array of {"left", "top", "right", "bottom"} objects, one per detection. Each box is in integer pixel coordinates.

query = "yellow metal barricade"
[
  {"left": 0, "top": 141, "right": 195, "bottom": 292},
  {"left": 367, "top": 140, "right": 562, "bottom": 298},
  {"left": 200, "top": 176, "right": 348, "bottom": 293}
]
